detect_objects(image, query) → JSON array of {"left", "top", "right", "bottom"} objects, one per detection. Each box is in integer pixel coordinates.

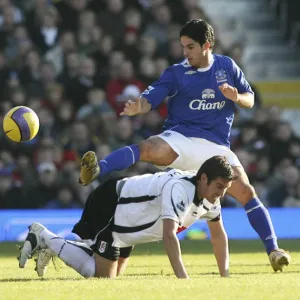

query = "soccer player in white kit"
[{"left": 19, "top": 156, "right": 236, "bottom": 279}]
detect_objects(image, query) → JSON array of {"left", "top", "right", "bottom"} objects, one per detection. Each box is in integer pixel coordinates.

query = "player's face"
[
  {"left": 198, "top": 175, "right": 232, "bottom": 203},
  {"left": 180, "top": 36, "right": 206, "bottom": 67}
]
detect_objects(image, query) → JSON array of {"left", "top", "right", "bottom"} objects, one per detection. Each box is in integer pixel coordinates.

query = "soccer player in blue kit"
[{"left": 79, "top": 19, "right": 290, "bottom": 271}]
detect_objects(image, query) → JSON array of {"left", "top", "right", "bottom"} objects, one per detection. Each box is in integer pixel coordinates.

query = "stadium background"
[{"left": 0, "top": 0, "right": 299, "bottom": 241}]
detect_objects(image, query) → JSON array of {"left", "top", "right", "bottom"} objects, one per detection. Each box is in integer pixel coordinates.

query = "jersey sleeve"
[
  {"left": 141, "top": 68, "right": 177, "bottom": 109},
  {"left": 230, "top": 58, "right": 253, "bottom": 94},
  {"left": 161, "top": 180, "right": 190, "bottom": 226},
  {"left": 202, "top": 200, "right": 221, "bottom": 222}
]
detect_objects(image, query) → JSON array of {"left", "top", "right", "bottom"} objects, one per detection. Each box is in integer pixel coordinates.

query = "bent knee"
[
  {"left": 228, "top": 181, "right": 257, "bottom": 205},
  {"left": 241, "top": 184, "right": 256, "bottom": 200}
]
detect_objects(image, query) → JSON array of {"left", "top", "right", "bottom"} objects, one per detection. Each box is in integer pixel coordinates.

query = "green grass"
[{"left": 0, "top": 240, "right": 299, "bottom": 300}]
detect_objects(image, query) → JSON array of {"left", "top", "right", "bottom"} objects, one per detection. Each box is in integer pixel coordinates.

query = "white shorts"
[{"left": 156, "top": 130, "right": 241, "bottom": 171}]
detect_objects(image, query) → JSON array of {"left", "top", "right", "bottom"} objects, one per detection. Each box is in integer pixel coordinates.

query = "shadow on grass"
[
  {"left": 133, "top": 240, "right": 300, "bottom": 255},
  {"left": 125, "top": 269, "right": 300, "bottom": 277},
  {"left": 1, "top": 240, "right": 300, "bottom": 257},
  {"left": 0, "top": 277, "right": 83, "bottom": 282}
]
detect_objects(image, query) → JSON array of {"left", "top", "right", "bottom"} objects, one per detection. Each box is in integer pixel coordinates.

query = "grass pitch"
[{"left": 0, "top": 240, "right": 299, "bottom": 300}]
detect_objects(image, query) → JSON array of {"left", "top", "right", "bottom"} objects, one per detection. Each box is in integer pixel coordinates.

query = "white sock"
[{"left": 40, "top": 229, "right": 96, "bottom": 278}]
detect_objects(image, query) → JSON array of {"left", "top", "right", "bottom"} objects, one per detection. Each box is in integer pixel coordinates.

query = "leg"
[
  {"left": 116, "top": 246, "right": 134, "bottom": 276},
  {"left": 117, "top": 257, "right": 130, "bottom": 276},
  {"left": 139, "top": 136, "right": 178, "bottom": 165},
  {"left": 19, "top": 223, "right": 121, "bottom": 278},
  {"left": 94, "top": 253, "right": 118, "bottom": 278},
  {"left": 227, "top": 166, "right": 290, "bottom": 271},
  {"left": 79, "top": 136, "right": 178, "bottom": 185},
  {"left": 19, "top": 223, "right": 97, "bottom": 278}
]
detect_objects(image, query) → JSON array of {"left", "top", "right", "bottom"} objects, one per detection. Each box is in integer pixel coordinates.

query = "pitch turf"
[{"left": 0, "top": 240, "right": 299, "bottom": 300}]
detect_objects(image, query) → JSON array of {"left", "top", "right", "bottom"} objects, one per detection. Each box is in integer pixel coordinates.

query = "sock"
[
  {"left": 99, "top": 144, "right": 140, "bottom": 177},
  {"left": 41, "top": 229, "right": 95, "bottom": 278},
  {"left": 244, "top": 198, "right": 278, "bottom": 255}
]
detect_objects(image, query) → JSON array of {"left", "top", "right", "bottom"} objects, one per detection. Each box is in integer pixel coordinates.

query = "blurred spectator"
[
  {"left": 109, "top": 117, "right": 143, "bottom": 149},
  {"left": 55, "top": 0, "right": 88, "bottom": 32},
  {"left": 76, "top": 88, "right": 116, "bottom": 139},
  {"left": 27, "top": 59, "right": 57, "bottom": 98},
  {"left": 45, "top": 30, "right": 77, "bottom": 75},
  {"left": 25, "top": 0, "right": 50, "bottom": 36},
  {"left": 57, "top": 50, "right": 80, "bottom": 86},
  {"left": 283, "top": 182, "right": 300, "bottom": 207},
  {"left": 30, "top": 6, "right": 61, "bottom": 54},
  {"left": 19, "top": 49, "right": 41, "bottom": 86},
  {"left": 65, "top": 56, "right": 106, "bottom": 110},
  {"left": 138, "top": 35, "right": 157, "bottom": 59},
  {"left": 63, "top": 121, "right": 98, "bottom": 158},
  {"left": 98, "top": 0, "right": 125, "bottom": 42},
  {"left": 4, "top": 25, "right": 31, "bottom": 65},
  {"left": 144, "top": 4, "right": 172, "bottom": 55},
  {"left": 106, "top": 59, "right": 146, "bottom": 115},
  {"left": 25, "top": 161, "right": 59, "bottom": 208},
  {"left": 270, "top": 121, "right": 298, "bottom": 166},
  {"left": 44, "top": 185, "right": 82, "bottom": 209},
  {"left": 0, "top": 167, "right": 27, "bottom": 209},
  {"left": 267, "top": 165, "right": 300, "bottom": 207}
]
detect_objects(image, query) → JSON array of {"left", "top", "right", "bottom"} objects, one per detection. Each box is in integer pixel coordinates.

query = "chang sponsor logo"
[
  {"left": 202, "top": 89, "right": 215, "bottom": 99},
  {"left": 189, "top": 99, "right": 226, "bottom": 110}
]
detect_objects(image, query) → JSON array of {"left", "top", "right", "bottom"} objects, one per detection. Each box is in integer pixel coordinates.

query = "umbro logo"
[{"left": 184, "top": 70, "right": 197, "bottom": 75}]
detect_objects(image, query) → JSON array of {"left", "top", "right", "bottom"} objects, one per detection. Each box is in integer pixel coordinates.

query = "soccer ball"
[{"left": 3, "top": 106, "right": 40, "bottom": 142}]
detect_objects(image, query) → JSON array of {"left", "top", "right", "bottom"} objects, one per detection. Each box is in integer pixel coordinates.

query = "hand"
[
  {"left": 218, "top": 83, "right": 239, "bottom": 103},
  {"left": 120, "top": 98, "right": 142, "bottom": 116}
]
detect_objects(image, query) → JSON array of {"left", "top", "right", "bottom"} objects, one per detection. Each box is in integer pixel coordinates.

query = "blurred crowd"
[{"left": 0, "top": 0, "right": 299, "bottom": 209}]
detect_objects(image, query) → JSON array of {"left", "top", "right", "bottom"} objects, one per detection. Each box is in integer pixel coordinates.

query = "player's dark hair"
[
  {"left": 180, "top": 19, "right": 215, "bottom": 49},
  {"left": 196, "top": 156, "right": 238, "bottom": 184}
]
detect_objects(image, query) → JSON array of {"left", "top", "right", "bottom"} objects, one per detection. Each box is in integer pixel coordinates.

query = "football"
[{"left": 3, "top": 106, "right": 40, "bottom": 142}]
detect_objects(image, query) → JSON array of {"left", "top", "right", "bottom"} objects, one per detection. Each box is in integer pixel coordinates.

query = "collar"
[
  {"left": 184, "top": 54, "right": 215, "bottom": 72},
  {"left": 197, "top": 56, "right": 214, "bottom": 72}
]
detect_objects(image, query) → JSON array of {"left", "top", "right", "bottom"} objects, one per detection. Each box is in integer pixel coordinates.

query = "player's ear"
[
  {"left": 203, "top": 42, "right": 211, "bottom": 51},
  {"left": 200, "top": 173, "right": 208, "bottom": 184}
]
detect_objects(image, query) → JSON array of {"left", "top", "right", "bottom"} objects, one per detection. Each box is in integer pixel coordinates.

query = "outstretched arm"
[
  {"left": 207, "top": 218, "right": 230, "bottom": 277},
  {"left": 163, "top": 219, "right": 189, "bottom": 279}
]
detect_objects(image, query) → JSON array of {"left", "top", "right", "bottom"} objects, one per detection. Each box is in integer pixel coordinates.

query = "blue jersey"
[{"left": 141, "top": 54, "right": 253, "bottom": 147}]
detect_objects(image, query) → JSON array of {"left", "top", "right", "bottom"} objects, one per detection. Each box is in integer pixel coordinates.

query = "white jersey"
[{"left": 111, "top": 169, "right": 221, "bottom": 247}]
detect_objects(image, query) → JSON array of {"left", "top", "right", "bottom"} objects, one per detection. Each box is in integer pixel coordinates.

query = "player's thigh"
[
  {"left": 94, "top": 252, "right": 118, "bottom": 278},
  {"left": 145, "top": 130, "right": 198, "bottom": 169},
  {"left": 157, "top": 133, "right": 241, "bottom": 171},
  {"left": 139, "top": 135, "right": 178, "bottom": 165},
  {"left": 226, "top": 166, "right": 257, "bottom": 205},
  {"left": 92, "top": 237, "right": 120, "bottom": 278},
  {"left": 72, "top": 179, "right": 119, "bottom": 239}
]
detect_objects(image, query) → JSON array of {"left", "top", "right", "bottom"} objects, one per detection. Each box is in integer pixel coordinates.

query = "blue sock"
[
  {"left": 244, "top": 198, "right": 278, "bottom": 255},
  {"left": 99, "top": 144, "right": 140, "bottom": 177}
]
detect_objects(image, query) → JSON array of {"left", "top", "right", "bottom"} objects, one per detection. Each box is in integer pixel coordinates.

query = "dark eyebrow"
[
  {"left": 181, "top": 43, "right": 195, "bottom": 47},
  {"left": 217, "top": 183, "right": 224, "bottom": 188}
]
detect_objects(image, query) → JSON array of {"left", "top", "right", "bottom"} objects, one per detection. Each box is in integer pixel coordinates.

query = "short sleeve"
[
  {"left": 141, "top": 68, "right": 177, "bottom": 109},
  {"left": 161, "top": 180, "right": 190, "bottom": 226},
  {"left": 230, "top": 58, "right": 253, "bottom": 94},
  {"left": 201, "top": 200, "right": 221, "bottom": 222}
]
